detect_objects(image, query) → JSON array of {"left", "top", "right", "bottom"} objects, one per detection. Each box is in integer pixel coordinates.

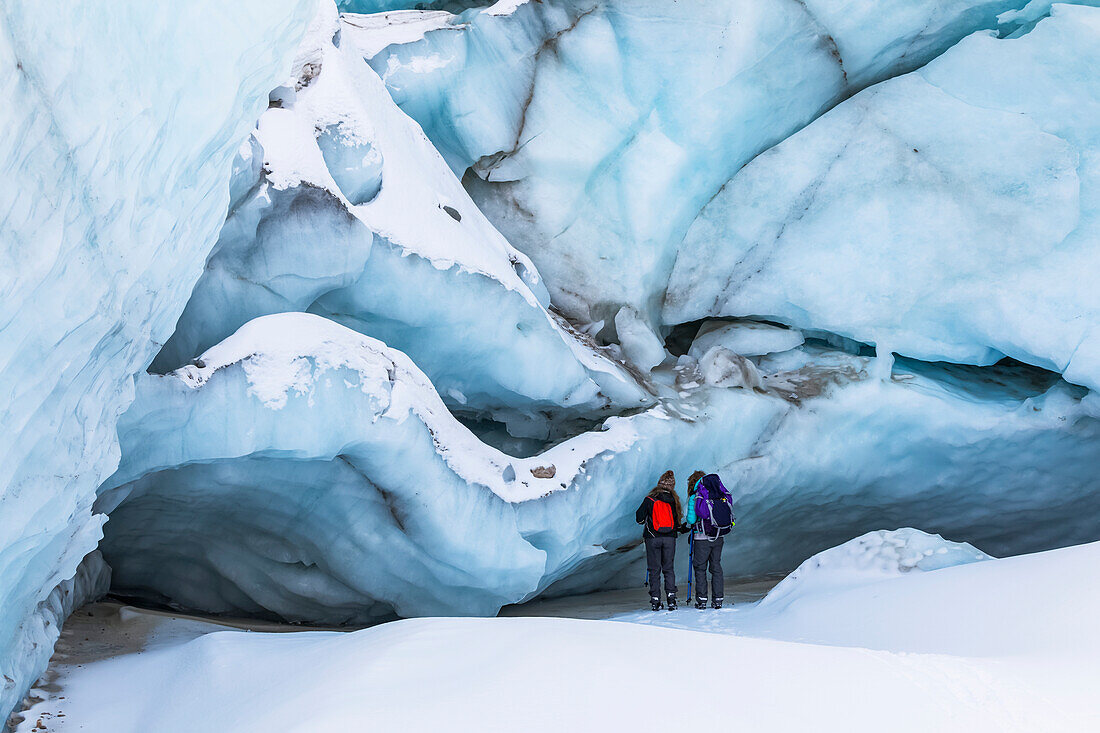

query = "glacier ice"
[
  {"left": 95, "top": 313, "right": 1100, "bottom": 623},
  {"left": 0, "top": 0, "right": 313, "bottom": 720},
  {"left": 152, "top": 6, "right": 649, "bottom": 430},
  {"left": 667, "top": 4, "right": 1100, "bottom": 390},
  {"left": 364, "top": 0, "right": 1066, "bottom": 331},
  {"left": 6, "top": 0, "right": 1100, "bottom": 722},
  {"left": 688, "top": 321, "right": 805, "bottom": 360},
  {"left": 613, "top": 307, "right": 667, "bottom": 373}
]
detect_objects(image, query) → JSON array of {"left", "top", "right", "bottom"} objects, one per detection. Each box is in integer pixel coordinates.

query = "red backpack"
[{"left": 650, "top": 498, "right": 674, "bottom": 533}]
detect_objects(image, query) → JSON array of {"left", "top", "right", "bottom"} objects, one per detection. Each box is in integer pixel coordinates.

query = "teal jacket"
[
  {"left": 685, "top": 491, "right": 698, "bottom": 527},
  {"left": 685, "top": 474, "right": 705, "bottom": 526}
]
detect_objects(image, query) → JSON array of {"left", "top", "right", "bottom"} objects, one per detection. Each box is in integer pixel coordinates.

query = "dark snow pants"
[
  {"left": 692, "top": 536, "right": 725, "bottom": 601},
  {"left": 645, "top": 535, "right": 677, "bottom": 598}
]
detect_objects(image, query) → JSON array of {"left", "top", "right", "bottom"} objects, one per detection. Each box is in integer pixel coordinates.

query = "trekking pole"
[{"left": 686, "top": 534, "right": 694, "bottom": 603}]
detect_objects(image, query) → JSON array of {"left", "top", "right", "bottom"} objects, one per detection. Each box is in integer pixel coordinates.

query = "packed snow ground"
[{"left": 13, "top": 534, "right": 1100, "bottom": 732}]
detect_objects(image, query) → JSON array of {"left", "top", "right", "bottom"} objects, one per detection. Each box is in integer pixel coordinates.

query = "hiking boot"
[
  {"left": 650, "top": 597, "right": 662, "bottom": 611},
  {"left": 712, "top": 598, "right": 724, "bottom": 610},
  {"left": 694, "top": 597, "right": 708, "bottom": 610},
  {"left": 666, "top": 593, "right": 677, "bottom": 611}
]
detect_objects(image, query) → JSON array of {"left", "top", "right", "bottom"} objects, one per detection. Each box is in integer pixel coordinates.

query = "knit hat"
[{"left": 656, "top": 470, "right": 675, "bottom": 491}]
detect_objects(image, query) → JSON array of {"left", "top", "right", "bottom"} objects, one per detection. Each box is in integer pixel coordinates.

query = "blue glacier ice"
[
  {"left": 666, "top": 4, "right": 1100, "bottom": 390},
  {"left": 6, "top": 0, "right": 1100, "bottom": 723},
  {"left": 151, "top": 6, "right": 650, "bottom": 430},
  {"left": 0, "top": 0, "right": 313, "bottom": 720},
  {"left": 94, "top": 312, "right": 1100, "bottom": 623},
  {"left": 361, "top": 0, "right": 1072, "bottom": 331}
]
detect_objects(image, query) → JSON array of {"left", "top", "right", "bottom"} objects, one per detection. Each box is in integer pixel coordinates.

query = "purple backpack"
[{"left": 695, "top": 474, "right": 734, "bottom": 538}]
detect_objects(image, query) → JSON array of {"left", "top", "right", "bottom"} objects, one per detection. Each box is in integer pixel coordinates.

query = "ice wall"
[
  {"left": 0, "top": 0, "right": 314, "bottom": 720},
  {"left": 151, "top": 7, "right": 649, "bottom": 430},
  {"left": 96, "top": 314, "right": 1100, "bottom": 623},
  {"left": 363, "top": 0, "right": 1061, "bottom": 332},
  {"left": 667, "top": 4, "right": 1100, "bottom": 391}
]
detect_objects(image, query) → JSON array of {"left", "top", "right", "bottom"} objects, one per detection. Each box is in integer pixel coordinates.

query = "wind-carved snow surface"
[
  {"left": 152, "top": 4, "right": 649, "bottom": 434},
  {"left": 667, "top": 4, "right": 1100, "bottom": 390},
  {"left": 15, "top": 539, "right": 1100, "bottom": 731},
  {"left": 0, "top": 1, "right": 314, "bottom": 720},
  {"left": 363, "top": 0, "right": 1073, "bottom": 334}
]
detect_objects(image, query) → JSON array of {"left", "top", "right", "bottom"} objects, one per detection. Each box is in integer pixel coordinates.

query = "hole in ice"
[
  {"left": 317, "top": 124, "right": 382, "bottom": 206},
  {"left": 663, "top": 320, "right": 702, "bottom": 357},
  {"left": 893, "top": 356, "right": 1075, "bottom": 401},
  {"left": 510, "top": 257, "right": 533, "bottom": 286},
  {"left": 268, "top": 86, "right": 295, "bottom": 109},
  {"left": 441, "top": 205, "right": 461, "bottom": 222},
  {"left": 455, "top": 413, "right": 608, "bottom": 458}
]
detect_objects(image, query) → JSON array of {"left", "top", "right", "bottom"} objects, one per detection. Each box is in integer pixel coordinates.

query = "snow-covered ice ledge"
[{"left": 94, "top": 313, "right": 1100, "bottom": 624}]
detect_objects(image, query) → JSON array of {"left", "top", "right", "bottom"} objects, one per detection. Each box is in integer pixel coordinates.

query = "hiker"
[
  {"left": 635, "top": 470, "right": 687, "bottom": 611},
  {"left": 685, "top": 471, "right": 735, "bottom": 609}
]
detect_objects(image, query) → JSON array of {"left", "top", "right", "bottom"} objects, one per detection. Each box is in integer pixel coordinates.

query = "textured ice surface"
[
  {"left": 99, "top": 314, "right": 625, "bottom": 621},
  {"left": 96, "top": 314, "right": 1100, "bottom": 623},
  {"left": 0, "top": 1, "right": 312, "bottom": 718},
  {"left": 153, "top": 6, "right": 648, "bottom": 427},
  {"left": 8, "top": 1, "right": 1100, "bottom": 720},
  {"left": 366, "top": 0, "right": 1062, "bottom": 330},
  {"left": 614, "top": 307, "right": 667, "bottom": 372},
  {"left": 667, "top": 5, "right": 1100, "bottom": 389}
]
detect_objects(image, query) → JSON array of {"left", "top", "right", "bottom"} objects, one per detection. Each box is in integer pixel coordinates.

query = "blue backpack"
[{"left": 696, "top": 474, "right": 735, "bottom": 538}]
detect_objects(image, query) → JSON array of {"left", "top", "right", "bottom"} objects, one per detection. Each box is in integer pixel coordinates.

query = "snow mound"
[
  {"left": 19, "top": 542, "right": 1100, "bottom": 732},
  {"left": 760, "top": 528, "right": 992, "bottom": 609}
]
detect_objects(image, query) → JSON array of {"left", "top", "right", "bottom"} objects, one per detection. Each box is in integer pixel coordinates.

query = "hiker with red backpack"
[
  {"left": 635, "top": 470, "right": 688, "bottom": 611},
  {"left": 685, "top": 471, "right": 736, "bottom": 609}
]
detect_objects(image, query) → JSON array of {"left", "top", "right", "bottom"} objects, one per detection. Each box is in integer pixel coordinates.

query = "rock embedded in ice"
[
  {"left": 689, "top": 321, "right": 805, "bottom": 360},
  {"left": 667, "top": 5, "right": 1100, "bottom": 390},
  {"left": 0, "top": 0, "right": 312, "bottom": 719}
]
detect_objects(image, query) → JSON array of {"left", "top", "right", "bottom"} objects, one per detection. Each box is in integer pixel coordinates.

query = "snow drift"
[{"left": 17, "top": 537, "right": 1100, "bottom": 732}]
